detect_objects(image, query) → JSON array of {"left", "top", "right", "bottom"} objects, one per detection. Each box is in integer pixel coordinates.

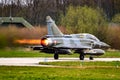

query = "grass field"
[
  {"left": 0, "top": 63, "right": 120, "bottom": 80},
  {"left": 40, "top": 61, "right": 120, "bottom": 67},
  {"left": 0, "top": 49, "right": 120, "bottom": 80},
  {"left": 0, "top": 48, "right": 120, "bottom": 58}
]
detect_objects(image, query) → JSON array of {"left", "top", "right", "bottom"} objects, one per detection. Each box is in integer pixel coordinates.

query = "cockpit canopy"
[{"left": 71, "top": 33, "right": 100, "bottom": 42}]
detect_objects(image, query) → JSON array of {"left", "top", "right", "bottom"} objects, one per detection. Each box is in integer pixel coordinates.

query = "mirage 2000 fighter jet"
[{"left": 37, "top": 16, "right": 110, "bottom": 60}]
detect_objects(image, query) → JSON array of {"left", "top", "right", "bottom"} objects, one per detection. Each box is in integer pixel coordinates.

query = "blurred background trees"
[
  {"left": 0, "top": 0, "right": 120, "bottom": 25},
  {"left": 60, "top": 6, "right": 106, "bottom": 34}
]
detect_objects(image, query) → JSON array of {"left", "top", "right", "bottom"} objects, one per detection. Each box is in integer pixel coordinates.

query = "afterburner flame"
[
  {"left": 41, "top": 39, "right": 49, "bottom": 46},
  {"left": 15, "top": 39, "right": 41, "bottom": 45}
]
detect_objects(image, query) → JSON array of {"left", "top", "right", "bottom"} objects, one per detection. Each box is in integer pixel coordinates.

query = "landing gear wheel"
[
  {"left": 89, "top": 56, "right": 93, "bottom": 60},
  {"left": 54, "top": 54, "right": 59, "bottom": 60},
  {"left": 79, "top": 54, "right": 84, "bottom": 60}
]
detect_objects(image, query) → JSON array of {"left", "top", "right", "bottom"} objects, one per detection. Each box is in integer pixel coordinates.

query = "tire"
[
  {"left": 54, "top": 54, "right": 59, "bottom": 60},
  {"left": 89, "top": 56, "right": 93, "bottom": 60},
  {"left": 79, "top": 54, "right": 84, "bottom": 60}
]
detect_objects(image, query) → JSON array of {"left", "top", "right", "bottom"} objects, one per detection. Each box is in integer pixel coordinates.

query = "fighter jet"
[{"left": 37, "top": 16, "right": 110, "bottom": 60}]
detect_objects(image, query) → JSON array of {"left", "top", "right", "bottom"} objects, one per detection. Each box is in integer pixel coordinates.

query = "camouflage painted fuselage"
[{"left": 39, "top": 16, "right": 110, "bottom": 60}]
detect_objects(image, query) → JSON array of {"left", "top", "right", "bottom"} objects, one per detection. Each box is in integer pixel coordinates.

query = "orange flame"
[
  {"left": 41, "top": 39, "right": 48, "bottom": 46},
  {"left": 15, "top": 39, "right": 41, "bottom": 45}
]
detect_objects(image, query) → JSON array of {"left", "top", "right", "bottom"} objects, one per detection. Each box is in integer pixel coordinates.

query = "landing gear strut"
[
  {"left": 54, "top": 54, "right": 59, "bottom": 60},
  {"left": 54, "top": 50, "right": 59, "bottom": 60},
  {"left": 79, "top": 53, "right": 84, "bottom": 60}
]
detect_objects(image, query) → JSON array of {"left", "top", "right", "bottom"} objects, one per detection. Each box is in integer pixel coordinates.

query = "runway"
[{"left": 0, "top": 58, "right": 120, "bottom": 67}]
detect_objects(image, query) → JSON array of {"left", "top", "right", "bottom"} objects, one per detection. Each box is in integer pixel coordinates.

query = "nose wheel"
[{"left": 89, "top": 56, "right": 93, "bottom": 60}]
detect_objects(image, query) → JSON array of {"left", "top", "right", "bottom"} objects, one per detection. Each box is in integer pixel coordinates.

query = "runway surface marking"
[{"left": 0, "top": 58, "right": 120, "bottom": 67}]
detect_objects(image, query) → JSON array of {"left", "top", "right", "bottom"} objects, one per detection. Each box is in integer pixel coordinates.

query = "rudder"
[{"left": 46, "top": 16, "right": 63, "bottom": 36}]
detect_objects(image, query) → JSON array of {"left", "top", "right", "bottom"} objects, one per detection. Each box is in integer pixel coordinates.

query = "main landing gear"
[
  {"left": 54, "top": 54, "right": 59, "bottom": 60},
  {"left": 54, "top": 50, "right": 59, "bottom": 60},
  {"left": 79, "top": 50, "right": 85, "bottom": 60},
  {"left": 79, "top": 54, "right": 94, "bottom": 60},
  {"left": 79, "top": 53, "right": 84, "bottom": 60},
  {"left": 53, "top": 50, "right": 94, "bottom": 60},
  {"left": 79, "top": 50, "right": 94, "bottom": 60}
]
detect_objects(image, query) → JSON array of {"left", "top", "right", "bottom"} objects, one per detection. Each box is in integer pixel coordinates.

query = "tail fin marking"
[{"left": 46, "top": 16, "right": 63, "bottom": 36}]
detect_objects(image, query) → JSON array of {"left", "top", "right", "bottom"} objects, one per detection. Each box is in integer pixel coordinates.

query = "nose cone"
[
  {"left": 100, "top": 42, "right": 110, "bottom": 49},
  {"left": 93, "top": 41, "right": 110, "bottom": 49}
]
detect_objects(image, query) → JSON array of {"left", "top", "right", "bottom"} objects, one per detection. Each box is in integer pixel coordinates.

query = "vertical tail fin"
[{"left": 46, "top": 16, "right": 63, "bottom": 36}]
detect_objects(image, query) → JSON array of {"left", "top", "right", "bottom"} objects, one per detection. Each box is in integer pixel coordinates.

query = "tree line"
[{"left": 0, "top": 0, "right": 120, "bottom": 25}]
